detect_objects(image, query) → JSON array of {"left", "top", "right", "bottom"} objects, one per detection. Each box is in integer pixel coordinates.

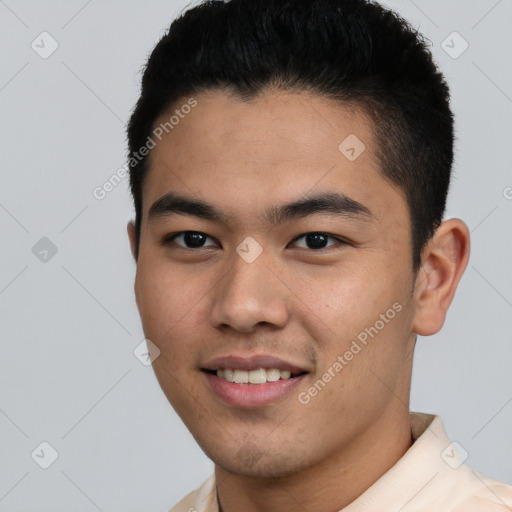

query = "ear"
[
  {"left": 412, "top": 218, "right": 470, "bottom": 336},
  {"left": 127, "top": 220, "right": 138, "bottom": 262}
]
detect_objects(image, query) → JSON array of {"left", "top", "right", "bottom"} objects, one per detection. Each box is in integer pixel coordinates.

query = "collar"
[{"left": 190, "top": 412, "right": 480, "bottom": 512}]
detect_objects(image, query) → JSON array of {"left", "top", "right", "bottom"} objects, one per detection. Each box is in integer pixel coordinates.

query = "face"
[{"left": 130, "top": 89, "right": 419, "bottom": 478}]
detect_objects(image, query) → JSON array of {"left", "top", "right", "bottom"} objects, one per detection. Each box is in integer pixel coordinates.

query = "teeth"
[
  {"left": 233, "top": 369, "right": 249, "bottom": 384},
  {"left": 266, "top": 369, "right": 280, "bottom": 382},
  {"left": 249, "top": 369, "right": 266, "bottom": 384},
  {"left": 215, "top": 367, "right": 299, "bottom": 384}
]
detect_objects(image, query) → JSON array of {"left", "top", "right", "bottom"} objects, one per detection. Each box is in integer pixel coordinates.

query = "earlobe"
[{"left": 412, "top": 218, "right": 470, "bottom": 336}]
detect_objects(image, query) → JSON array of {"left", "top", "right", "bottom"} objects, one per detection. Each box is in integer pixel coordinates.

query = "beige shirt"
[{"left": 169, "top": 412, "right": 512, "bottom": 511}]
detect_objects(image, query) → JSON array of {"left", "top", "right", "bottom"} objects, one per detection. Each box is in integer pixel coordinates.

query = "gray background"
[{"left": 0, "top": 0, "right": 511, "bottom": 510}]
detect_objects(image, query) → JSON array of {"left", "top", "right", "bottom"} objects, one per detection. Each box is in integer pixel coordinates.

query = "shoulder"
[
  {"left": 167, "top": 473, "right": 216, "bottom": 512},
  {"left": 167, "top": 489, "right": 199, "bottom": 512},
  {"left": 451, "top": 471, "right": 512, "bottom": 511}
]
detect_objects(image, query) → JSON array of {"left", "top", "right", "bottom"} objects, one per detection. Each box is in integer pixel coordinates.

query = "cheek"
[
  {"left": 310, "top": 271, "right": 384, "bottom": 333},
  {"left": 135, "top": 262, "right": 218, "bottom": 374},
  {"left": 135, "top": 265, "right": 195, "bottom": 342},
  {"left": 308, "top": 267, "right": 409, "bottom": 365}
]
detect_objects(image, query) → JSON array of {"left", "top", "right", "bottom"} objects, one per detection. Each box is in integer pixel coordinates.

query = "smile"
[
  {"left": 202, "top": 369, "right": 308, "bottom": 408},
  {"left": 209, "top": 368, "right": 305, "bottom": 384}
]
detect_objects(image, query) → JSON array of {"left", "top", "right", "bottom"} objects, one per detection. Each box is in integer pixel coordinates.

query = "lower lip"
[{"left": 203, "top": 371, "right": 307, "bottom": 408}]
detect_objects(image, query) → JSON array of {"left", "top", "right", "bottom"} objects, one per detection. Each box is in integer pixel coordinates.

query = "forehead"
[{"left": 142, "top": 89, "right": 408, "bottom": 228}]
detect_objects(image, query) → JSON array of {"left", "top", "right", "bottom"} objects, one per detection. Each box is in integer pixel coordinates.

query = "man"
[{"left": 126, "top": 0, "right": 512, "bottom": 510}]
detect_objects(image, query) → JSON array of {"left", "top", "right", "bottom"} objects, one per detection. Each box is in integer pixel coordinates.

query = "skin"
[{"left": 127, "top": 89, "right": 470, "bottom": 512}]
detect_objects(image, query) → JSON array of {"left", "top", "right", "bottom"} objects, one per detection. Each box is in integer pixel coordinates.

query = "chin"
[{"left": 208, "top": 445, "right": 309, "bottom": 479}]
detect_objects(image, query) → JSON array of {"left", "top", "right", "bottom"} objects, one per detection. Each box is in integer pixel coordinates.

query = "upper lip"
[{"left": 201, "top": 354, "right": 310, "bottom": 374}]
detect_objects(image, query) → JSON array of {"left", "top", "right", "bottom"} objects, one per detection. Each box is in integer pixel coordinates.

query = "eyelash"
[{"left": 160, "top": 231, "right": 348, "bottom": 251}]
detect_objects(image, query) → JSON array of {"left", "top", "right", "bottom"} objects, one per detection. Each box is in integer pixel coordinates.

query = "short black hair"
[{"left": 127, "top": 0, "right": 454, "bottom": 273}]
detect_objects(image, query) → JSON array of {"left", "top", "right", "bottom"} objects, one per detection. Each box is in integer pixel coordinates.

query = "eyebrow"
[{"left": 147, "top": 191, "right": 373, "bottom": 226}]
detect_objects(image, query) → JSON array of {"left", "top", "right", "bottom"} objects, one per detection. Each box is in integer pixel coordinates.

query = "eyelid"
[
  {"left": 289, "top": 232, "right": 348, "bottom": 250},
  {"left": 161, "top": 230, "right": 349, "bottom": 250},
  {"left": 161, "top": 231, "right": 219, "bottom": 248}
]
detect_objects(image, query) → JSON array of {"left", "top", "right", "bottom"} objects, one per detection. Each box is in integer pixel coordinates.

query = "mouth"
[
  {"left": 202, "top": 367, "right": 308, "bottom": 384},
  {"left": 200, "top": 355, "right": 310, "bottom": 408}
]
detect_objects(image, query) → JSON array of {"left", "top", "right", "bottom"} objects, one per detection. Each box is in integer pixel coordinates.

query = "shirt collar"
[
  {"left": 342, "top": 411, "right": 451, "bottom": 511},
  {"left": 192, "top": 412, "right": 462, "bottom": 512}
]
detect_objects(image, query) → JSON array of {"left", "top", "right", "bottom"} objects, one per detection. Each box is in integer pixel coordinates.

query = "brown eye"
[
  {"left": 290, "top": 232, "right": 344, "bottom": 250},
  {"left": 162, "top": 231, "right": 218, "bottom": 249}
]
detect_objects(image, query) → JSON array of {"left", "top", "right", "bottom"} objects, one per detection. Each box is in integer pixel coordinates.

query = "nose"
[{"left": 209, "top": 250, "right": 289, "bottom": 333}]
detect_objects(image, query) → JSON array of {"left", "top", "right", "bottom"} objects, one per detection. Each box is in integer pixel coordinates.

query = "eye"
[
  {"left": 289, "top": 232, "right": 345, "bottom": 250},
  {"left": 161, "top": 231, "right": 347, "bottom": 251},
  {"left": 161, "top": 231, "right": 219, "bottom": 249}
]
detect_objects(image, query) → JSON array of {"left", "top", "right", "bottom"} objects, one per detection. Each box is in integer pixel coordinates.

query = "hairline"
[{"left": 134, "top": 85, "right": 421, "bottom": 277}]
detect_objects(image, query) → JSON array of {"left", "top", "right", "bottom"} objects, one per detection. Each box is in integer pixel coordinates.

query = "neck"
[{"left": 214, "top": 406, "right": 413, "bottom": 512}]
